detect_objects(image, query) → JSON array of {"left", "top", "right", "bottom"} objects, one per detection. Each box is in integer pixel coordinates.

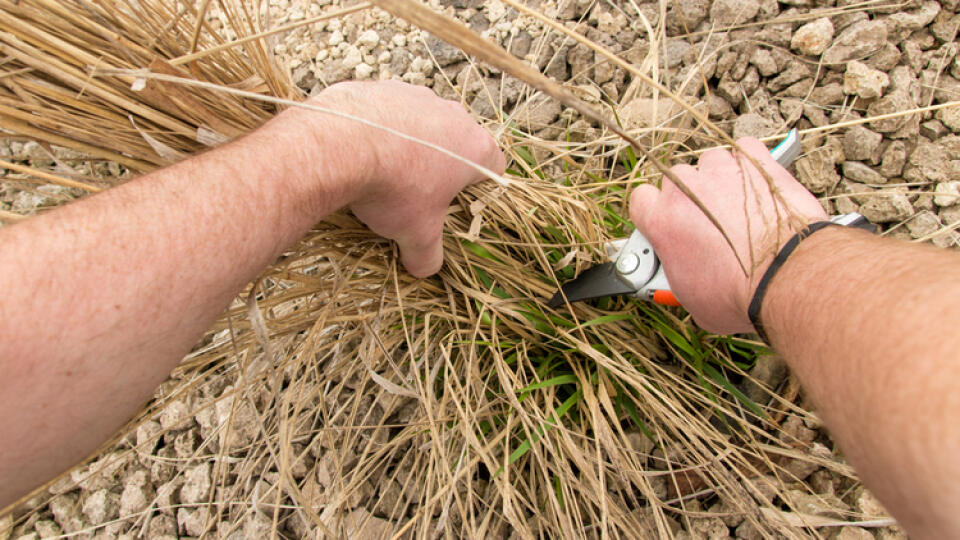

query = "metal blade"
[{"left": 547, "top": 262, "right": 638, "bottom": 308}]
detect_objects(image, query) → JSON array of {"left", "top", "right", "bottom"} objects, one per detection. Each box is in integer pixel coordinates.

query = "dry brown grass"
[{"left": 3, "top": 0, "right": 946, "bottom": 537}]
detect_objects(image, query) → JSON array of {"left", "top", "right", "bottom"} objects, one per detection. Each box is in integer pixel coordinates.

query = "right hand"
[{"left": 629, "top": 138, "right": 827, "bottom": 334}]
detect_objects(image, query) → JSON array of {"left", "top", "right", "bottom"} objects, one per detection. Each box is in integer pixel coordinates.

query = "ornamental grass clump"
[{"left": 0, "top": 1, "right": 881, "bottom": 537}]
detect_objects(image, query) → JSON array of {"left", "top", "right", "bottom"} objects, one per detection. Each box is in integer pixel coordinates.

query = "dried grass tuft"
[{"left": 0, "top": 0, "right": 917, "bottom": 538}]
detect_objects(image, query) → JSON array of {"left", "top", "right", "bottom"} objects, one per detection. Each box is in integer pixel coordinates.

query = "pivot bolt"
[{"left": 616, "top": 253, "right": 640, "bottom": 274}]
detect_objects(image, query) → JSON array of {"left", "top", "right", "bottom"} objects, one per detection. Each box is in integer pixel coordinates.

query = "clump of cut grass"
[{"left": 0, "top": 0, "right": 910, "bottom": 538}]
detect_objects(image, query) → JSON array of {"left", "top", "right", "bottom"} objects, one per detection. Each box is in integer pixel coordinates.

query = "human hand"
[
  {"left": 629, "top": 138, "right": 827, "bottom": 334},
  {"left": 272, "top": 80, "right": 505, "bottom": 278}
]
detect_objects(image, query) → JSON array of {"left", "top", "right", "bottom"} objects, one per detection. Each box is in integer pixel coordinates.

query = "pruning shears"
[{"left": 546, "top": 130, "right": 871, "bottom": 309}]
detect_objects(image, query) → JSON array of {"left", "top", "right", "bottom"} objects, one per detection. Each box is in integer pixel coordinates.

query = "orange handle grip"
[{"left": 652, "top": 290, "right": 681, "bottom": 307}]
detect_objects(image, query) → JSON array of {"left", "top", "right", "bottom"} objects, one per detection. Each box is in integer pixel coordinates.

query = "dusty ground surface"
[{"left": 2, "top": 0, "right": 960, "bottom": 538}]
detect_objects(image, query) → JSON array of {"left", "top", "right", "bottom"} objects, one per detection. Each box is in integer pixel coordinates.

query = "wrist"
[
  {"left": 252, "top": 103, "right": 378, "bottom": 217},
  {"left": 757, "top": 226, "right": 861, "bottom": 343}
]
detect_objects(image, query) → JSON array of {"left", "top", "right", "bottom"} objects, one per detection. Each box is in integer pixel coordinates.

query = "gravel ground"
[{"left": 2, "top": 0, "right": 960, "bottom": 538}]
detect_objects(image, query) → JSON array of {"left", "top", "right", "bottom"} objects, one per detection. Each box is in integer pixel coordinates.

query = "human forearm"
[
  {"left": 762, "top": 228, "right": 960, "bottom": 538},
  {"left": 0, "top": 80, "right": 504, "bottom": 509},
  {"left": 0, "top": 116, "right": 353, "bottom": 507}
]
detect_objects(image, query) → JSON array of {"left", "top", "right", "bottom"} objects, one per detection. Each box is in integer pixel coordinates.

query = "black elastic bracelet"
[{"left": 748, "top": 221, "right": 837, "bottom": 343}]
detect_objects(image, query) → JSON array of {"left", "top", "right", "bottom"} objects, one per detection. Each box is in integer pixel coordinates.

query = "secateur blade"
[{"left": 546, "top": 262, "right": 637, "bottom": 308}]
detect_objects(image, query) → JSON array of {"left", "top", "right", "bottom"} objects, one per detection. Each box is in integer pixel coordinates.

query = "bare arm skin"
[
  {"left": 630, "top": 139, "right": 960, "bottom": 539},
  {"left": 0, "top": 81, "right": 505, "bottom": 509}
]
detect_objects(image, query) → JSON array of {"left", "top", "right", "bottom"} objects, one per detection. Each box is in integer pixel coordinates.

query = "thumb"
[
  {"left": 397, "top": 226, "right": 445, "bottom": 279},
  {"left": 629, "top": 183, "right": 661, "bottom": 234}
]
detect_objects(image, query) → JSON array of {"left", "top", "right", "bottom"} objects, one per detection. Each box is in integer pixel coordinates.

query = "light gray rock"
[
  {"left": 82, "top": 489, "right": 119, "bottom": 525},
  {"left": 743, "top": 355, "right": 788, "bottom": 403},
  {"left": 733, "top": 113, "right": 776, "bottom": 139},
  {"left": 937, "top": 105, "right": 960, "bottom": 133},
  {"left": 834, "top": 527, "right": 876, "bottom": 540},
  {"left": 518, "top": 95, "right": 562, "bottom": 131},
  {"left": 49, "top": 494, "right": 85, "bottom": 534},
  {"left": 935, "top": 181, "right": 960, "bottom": 206},
  {"left": 781, "top": 489, "right": 849, "bottom": 518},
  {"left": 907, "top": 142, "right": 951, "bottom": 183},
  {"left": 795, "top": 141, "right": 843, "bottom": 194},
  {"left": 791, "top": 17, "right": 833, "bottom": 56},
  {"left": 880, "top": 141, "right": 907, "bottom": 177},
  {"left": 425, "top": 35, "right": 463, "bottom": 66},
  {"left": 842, "top": 161, "right": 885, "bottom": 184},
  {"left": 859, "top": 192, "right": 915, "bottom": 222},
  {"left": 843, "top": 60, "right": 890, "bottom": 98},
  {"left": 750, "top": 47, "right": 778, "bottom": 76},
  {"left": 868, "top": 42, "right": 902, "bottom": 71},
  {"left": 179, "top": 463, "right": 211, "bottom": 505},
  {"left": 906, "top": 211, "right": 942, "bottom": 238},
  {"left": 666, "top": 0, "right": 710, "bottom": 33},
  {"left": 709, "top": 0, "right": 760, "bottom": 26},
  {"left": 843, "top": 126, "right": 883, "bottom": 161},
  {"left": 867, "top": 91, "right": 917, "bottom": 133},
  {"left": 823, "top": 20, "right": 888, "bottom": 64}
]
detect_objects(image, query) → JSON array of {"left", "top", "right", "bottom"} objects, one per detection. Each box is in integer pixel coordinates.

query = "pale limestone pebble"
[
  {"left": 243, "top": 512, "right": 272, "bottom": 538},
  {"left": 869, "top": 42, "right": 903, "bottom": 72},
  {"left": 791, "top": 17, "right": 833, "bottom": 56},
  {"left": 888, "top": 0, "right": 941, "bottom": 35},
  {"left": 179, "top": 462, "right": 212, "bottom": 505},
  {"left": 859, "top": 192, "right": 915, "bottom": 223},
  {"left": 686, "top": 515, "right": 728, "bottom": 539},
  {"left": 342, "top": 45, "right": 363, "bottom": 69},
  {"left": 159, "top": 398, "right": 193, "bottom": 432},
  {"left": 33, "top": 521, "right": 60, "bottom": 539},
  {"left": 936, "top": 105, "right": 960, "bottom": 133},
  {"left": 707, "top": 499, "right": 745, "bottom": 528},
  {"left": 214, "top": 391, "right": 259, "bottom": 450},
  {"left": 843, "top": 126, "right": 883, "bottom": 162},
  {"left": 634, "top": 508, "right": 682, "bottom": 537},
  {"left": 781, "top": 489, "right": 850, "bottom": 518},
  {"left": 833, "top": 527, "right": 875, "bottom": 540},
  {"left": 709, "top": 0, "right": 760, "bottom": 26},
  {"left": 156, "top": 477, "right": 184, "bottom": 514},
  {"left": 843, "top": 161, "right": 885, "bottom": 184},
  {"left": 176, "top": 507, "right": 211, "bottom": 537},
  {"left": 135, "top": 420, "right": 162, "bottom": 453},
  {"left": 743, "top": 474, "right": 782, "bottom": 504},
  {"left": 355, "top": 63, "right": 375, "bottom": 79},
  {"left": 119, "top": 481, "right": 152, "bottom": 518},
  {"left": 742, "top": 355, "right": 788, "bottom": 403},
  {"left": 356, "top": 29, "right": 379, "bottom": 49},
  {"left": 905, "top": 142, "right": 951, "bottom": 183},
  {"left": 147, "top": 514, "right": 178, "bottom": 537},
  {"left": 867, "top": 91, "right": 917, "bottom": 134},
  {"left": 780, "top": 415, "right": 817, "bottom": 444},
  {"left": 795, "top": 142, "right": 843, "bottom": 194},
  {"left": 934, "top": 181, "right": 960, "bottom": 206},
  {"left": 906, "top": 211, "right": 943, "bottom": 239},
  {"left": 0, "top": 514, "right": 11, "bottom": 540},
  {"left": 879, "top": 141, "right": 907, "bottom": 178},
  {"left": 843, "top": 61, "right": 890, "bottom": 99},
  {"left": 876, "top": 526, "right": 909, "bottom": 540},
  {"left": 49, "top": 493, "right": 85, "bottom": 535},
  {"left": 749, "top": 47, "right": 779, "bottom": 77},
  {"left": 341, "top": 508, "right": 395, "bottom": 539},
  {"left": 823, "top": 20, "right": 888, "bottom": 64},
  {"left": 733, "top": 112, "right": 777, "bottom": 139},
  {"left": 921, "top": 119, "right": 950, "bottom": 140},
  {"left": 734, "top": 519, "right": 763, "bottom": 540},
  {"left": 82, "top": 489, "right": 120, "bottom": 525}
]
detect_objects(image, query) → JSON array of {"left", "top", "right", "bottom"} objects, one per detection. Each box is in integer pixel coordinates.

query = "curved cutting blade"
[{"left": 547, "top": 262, "right": 638, "bottom": 308}]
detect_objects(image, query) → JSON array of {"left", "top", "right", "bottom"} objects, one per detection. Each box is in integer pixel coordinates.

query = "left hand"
[{"left": 270, "top": 80, "right": 507, "bottom": 277}]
